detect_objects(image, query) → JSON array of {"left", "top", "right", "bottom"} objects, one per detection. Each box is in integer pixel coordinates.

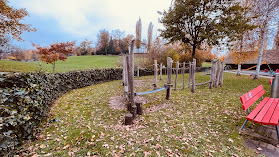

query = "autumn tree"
[
  {"left": 96, "top": 29, "right": 110, "bottom": 55},
  {"left": 33, "top": 41, "right": 76, "bottom": 73},
  {"left": 0, "top": 36, "right": 13, "bottom": 55},
  {"left": 135, "top": 17, "right": 142, "bottom": 52},
  {"left": 253, "top": 0, "right": 279, "bottom": 79},
  {"left": 147, "top": 22, "right": 153, "bottom": 53},
  {"left": 121, "top": 34, "right": 134, "bottom": 54},
  {"left": 274, "top": 22, "right": 279, "bottom": 50},
  {"left": 0, "top": 0, "right": 36, "bottom": 41},
  {"left": 159, "top": 0, "right": 254, "bottom": 61},
  {"left": 78, "top": 39, "right": 93, "bottom": 55}
]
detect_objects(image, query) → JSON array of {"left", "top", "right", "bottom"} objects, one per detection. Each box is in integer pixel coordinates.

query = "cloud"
[{"left": 12, "top": 0, "right": 171, "bottom": 43}]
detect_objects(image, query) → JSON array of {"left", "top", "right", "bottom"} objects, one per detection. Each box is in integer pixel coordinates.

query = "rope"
[{"left": 136, "top": 87, "right": 167, "bottom": 96}]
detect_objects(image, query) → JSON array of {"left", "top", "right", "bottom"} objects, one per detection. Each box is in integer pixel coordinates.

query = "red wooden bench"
[{"left": 240, "top": 85, "right": 279, "bottom": 140}]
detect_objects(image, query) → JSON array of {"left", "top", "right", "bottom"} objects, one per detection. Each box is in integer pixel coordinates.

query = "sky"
[{"left": 9, "top": 0, "right": 172, "bottom": 49}]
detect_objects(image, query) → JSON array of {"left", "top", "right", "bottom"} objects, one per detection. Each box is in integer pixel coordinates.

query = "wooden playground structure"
[{"left": 122, "top": 40, "right": 224, "bottom": 125}]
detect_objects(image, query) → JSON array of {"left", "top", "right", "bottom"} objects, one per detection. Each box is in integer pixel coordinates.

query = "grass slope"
[
  {"left": 20, "top": 73, "right": 269, "bottom": 156},
  {"left": 0, "top": 55, "right": 120, "bottom": 73}
]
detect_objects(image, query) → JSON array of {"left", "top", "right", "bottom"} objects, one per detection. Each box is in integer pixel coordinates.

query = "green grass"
[
  {"left": 0, "top": 55, "right": 120, "bottom": 73},
  {"left": 202, "top": 62, "right": 212, "bottom": 67},
  {"left": 20, "top": 73, "right": 269, "bottom": 156}
]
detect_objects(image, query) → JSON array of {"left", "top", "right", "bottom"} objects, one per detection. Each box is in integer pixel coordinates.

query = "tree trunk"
[
  {"left": 237, "top": 64, "right": 241, "bottom": 76},
  {"left": 192, "top": 45, "right": 196, "bottom": 61},
  {"left": 255, "top": 25, "right": 267, "bottom": 79}
]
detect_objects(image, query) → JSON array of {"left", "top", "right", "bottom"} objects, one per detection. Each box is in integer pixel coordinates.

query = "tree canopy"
[
  {"left": 0, "top": 0, "right": 36, "bottom": 41},
  {"left": 33, "top": 41, "right": 76, "bottom": 72},
  {"left": 159, "top": 0, "right": 254, "bottom": 60}
]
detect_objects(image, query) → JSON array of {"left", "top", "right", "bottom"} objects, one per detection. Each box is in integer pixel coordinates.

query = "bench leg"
[
  {"left": 276, "top": 125, "right": 279, "bottom": 141},
  {"left": 240, "top": 119, "right": 248, "bottom": 133}
]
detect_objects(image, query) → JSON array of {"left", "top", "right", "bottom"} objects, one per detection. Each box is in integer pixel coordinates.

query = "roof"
[{"left": 224, "top": 49, "right": 279, "bottom": 64}]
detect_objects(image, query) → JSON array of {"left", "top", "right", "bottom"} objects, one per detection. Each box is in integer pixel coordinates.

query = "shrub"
[{"left": 0, "top": 68, "right": 155, "bottom": 155}]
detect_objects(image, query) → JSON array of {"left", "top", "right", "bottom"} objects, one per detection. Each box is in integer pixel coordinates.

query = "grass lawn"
[
  {"left": 20, "top": 72, "right": 270, "bottom": 156},
  {"left": 202, "top": 62, "right": 212, "bottom": 67},
  {"left": 0, "top": 55, "right": 120, "bottom": 73}
]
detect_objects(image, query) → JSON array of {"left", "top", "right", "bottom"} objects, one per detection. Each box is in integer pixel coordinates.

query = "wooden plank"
[
  {"left": 261, "top": 99, "right": 279, "bottom": 125},
  {"left": 215, "top": 61, "right": 220, "bottom": 88},
  {"left": 246, "top": 97, "right": 269, "bottom": 121},
  {"left": 219, "top": 62, "right": 224, "bottom": 87},
  {"left": 240, "top": 85, "right": 264, "bottom": 104},
  {"left": 183, "top": 62, "right": 185, "bottom": 89},
  {"left": 166, "top": 57, "right": 172, "bottom": 100},
  {"left": 175, "top": 61, "right": 179, "bottom": 91},
  {"left": 195, "top": 81, "right": 211, "bottom": 86},
  {"left": 188, "top": 61, "right": 191, "bottom": 88},
  {"left": 253, "top": 98, "right": 274, "bottom": 124},
  {"left": 191, "top": 59, "right": 196, "bottom": 93},
  {"left": 269, "top": 98, "right": 279, "bottom": 125}
]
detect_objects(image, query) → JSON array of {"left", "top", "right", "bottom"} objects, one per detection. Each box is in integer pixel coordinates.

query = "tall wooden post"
[
  {"left": 160, "top": 62, "right": 162, "bottom": 80},
  {"left": 175, "top": 61, "right": 179, "bottom": 91},
  {"left": 209, "top": 61, "right": 214, "bottom": 89},
  {"left": 219, "top": 62, "right": 224, "bottom": 87},
  {"left": 127, "top": 40, "right": 137, "bottom": 117},
  {"left": 182, "top": 62, "right": 185, "bottom": 89},
  {"left": 137, "top": 64, "right": 140, "bottom": 78},
  {"left": 154, "top": 60, "right": 157, "bottom": 89},
  {"left": 188, "top": 61, "right": 192, "bottom": 88},
  {"left": 166, "top": 57, "right": 172, "bottom": 100},
  {"left": 123, "top": 57, "right": 128, "bottom": 95},
  {"left": 191, "top": 59, "right": 196, "bottom": 93},
  {"left": 215, "top": 61, "right": 221, "bottom": 88}
]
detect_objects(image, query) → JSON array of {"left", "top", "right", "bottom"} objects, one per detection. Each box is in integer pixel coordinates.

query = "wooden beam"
[{"left": 183, "top": 62, "right": 185, "bottom": 89}]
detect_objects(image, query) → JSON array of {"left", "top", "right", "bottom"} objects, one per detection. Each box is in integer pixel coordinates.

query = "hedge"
[
  {"left": 0, "top": 68, "right": 154, "bottom": 155},
  {"left": 0, "top": 66, "right": 205, "bottom": 155}
]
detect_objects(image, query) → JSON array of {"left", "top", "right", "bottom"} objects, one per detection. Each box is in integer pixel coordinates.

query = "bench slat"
[
  {"left": 269, "top": 100, "right": 279, "bottom": 126},
  {"left": 242, "top": 90, "right": 265, "bottom": 110},
  {"left": 240, "top": 85, "right": 263, "bottom": 104},
  {"left": 253, "top": 98, "right": 274, "bottom": 124},
  {"left": 246, "top": 97, "right": 269, "bottom": 121},
  {"left": 262, "top": 99, "right": 279, "bottom": 125}
]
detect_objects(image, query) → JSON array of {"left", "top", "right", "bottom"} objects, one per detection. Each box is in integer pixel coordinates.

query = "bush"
[{"left": 0, "top": 68, "right": 155, "bottom": 155}]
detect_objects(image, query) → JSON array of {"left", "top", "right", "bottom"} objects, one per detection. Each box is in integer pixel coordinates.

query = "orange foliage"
[
  {"left": 33, "top": 41, "right": 76, "bottom": 64},
  {"left": 0, "top": 0, "right": 36, "bottom": 40}
]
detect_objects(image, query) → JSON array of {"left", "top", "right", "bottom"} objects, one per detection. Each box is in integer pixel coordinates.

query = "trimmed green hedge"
[{"left": 0, "top": 68, "right": 153, "bottom": 155}]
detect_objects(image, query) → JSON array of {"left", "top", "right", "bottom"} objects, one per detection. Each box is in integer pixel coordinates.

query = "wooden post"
[
  {"left": 125, "top": 57, "right": 131, "bottom": 108},
  {"left": 188, "top": 61, "right": 192, "bottom": 88},
  {"left": 182, "top": 62, "right": 185, "bottom": 89},
  {"left": 160, "top": 62, "right": 162, "bottom": 80},
  {"left": 219, "top": 62, "right": 224, "bottom": 87},
  {"left": 123, "top": 57, "right": 126, "bottom": 86},
  {"left": 127, "top": 40, "right": 137, "bottom": 117},
  {"left": 135, "top": 100, "right": 143, "bottom": 115},
  {"left": 209, "top": 61, "right": 214, "bottom": 89},
  {"left": 154, "top": 60, "right": 157, "bottom": 89},
  {"left": 215, "top": 61, "right": 221, "bottom": 88},
  {"left": 191, "top": 59, "right": 196, "bottom": 93},
  {"left": 175, "top": 61, "right": 179, "bottom": 91},
  {"left": 166, "top": 57, "right": 172, "bottom": 100},
  {"left": 125, "top": 113, "right": 133, "bottom": 125},
  {"left": 137, "top": 64, "right": 140, "bottom": 78},
  {"left": 211, "top": 61, "right": 216, "bottom": 88}
]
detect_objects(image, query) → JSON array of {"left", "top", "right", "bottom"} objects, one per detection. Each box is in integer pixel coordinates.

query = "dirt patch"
[
  {"left": 144, "top": 103, "right": 170, "bottom": 113},
  {"left": 134, "top": 79, "right": 154, "bottom": 87},
  {"left": 109, "top": 95, "right": 148, "bottom": 110}
]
